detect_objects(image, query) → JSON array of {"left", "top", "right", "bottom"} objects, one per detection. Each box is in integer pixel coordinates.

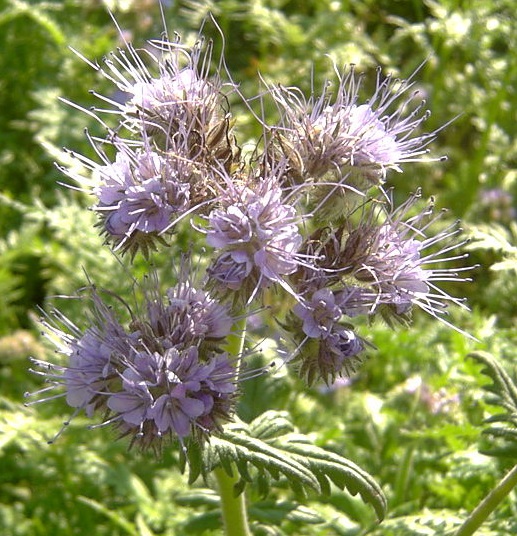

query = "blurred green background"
[{"left": 1, "top": 0, "right": 516, "bottom": 534}]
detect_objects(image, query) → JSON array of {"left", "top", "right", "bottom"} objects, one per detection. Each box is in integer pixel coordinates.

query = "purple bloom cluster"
[
  {"left": 32, "top": 23, "right": 475, "bottom": 445},
  {"left": 206, "top": 173, "right": 302, "bottom": 300},
  {"left": 28, "top": 282, "right": 238, "bottom": 449},
  {"left": 92, "top": 144, "right": 191, "bottom": 256},
  {"left": 60, "top": 32, "right": 238, "bottom": 257},
  {"left": 292, "top": 289, "right": 365, "bottom": 384},
  {"left": 269, "top": 65, "right": 439, "bottom": 185},
  {"left": 282, "top": 187, "right": 473, "bottom": 381}
]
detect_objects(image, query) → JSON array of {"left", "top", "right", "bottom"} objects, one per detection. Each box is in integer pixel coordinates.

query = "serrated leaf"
[
  {"left": 207, "top": 425, "right": 321, "bottom": 497},
  {"left": 196, "top": 412, "right": 386, "bottom": 521},
  {"left": 470, "top": 351, "right": 517, "bottom": 457},
  {"left": 257, "top": 472, "right": 270, "bottom": 497},
  {"left": 367, "top": 508, "right": 463, "bottom": 535},
  {"left": 236, "top": 457, "right": 253, "bottom": 482},
  {"left": 249, "top": 410, "right": 295, "bottom": 440},
  {"left": 184, "top": 439, "right": 203, "bottom": 485},
  {"left": 469, "top": 352, "right": 517, "bottom": 415},
  {"left": 271, "top": 432, "right": 387, "bottom": 521}
]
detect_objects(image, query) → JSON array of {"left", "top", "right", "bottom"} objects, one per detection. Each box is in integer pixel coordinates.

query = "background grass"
[{"left": 0, "top": 0, "right": 516, "bottom": 534}]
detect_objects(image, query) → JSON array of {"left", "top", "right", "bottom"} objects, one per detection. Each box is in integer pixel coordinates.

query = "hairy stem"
[
  {"left": 455, "top": 464, "right": 517, "bottom": 536},
  {"left": 215, "top": 467, "right": 251, "bottom": 536},
  {"left": 215, "top": 315, "right": 251, "bottom": 536},
  {"left": 226, "top": 315, "right": 248, "bottom": 378}
]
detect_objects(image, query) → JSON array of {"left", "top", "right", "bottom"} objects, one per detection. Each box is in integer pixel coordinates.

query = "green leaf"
[
  {"left": 186, "top": 411, "right": 386, "bottom": 522},
  {"left": 269, "top": 433, "right": 387, "bottom": 522},
  {"left": 183, "top": 438, "right": 203, "bottom": 485},
  {"left": 469, "top": 351, "right": 517, "bottom": 457},
  {"left": 366, "top": 509, "right": 464, "bottom": 535},
  {"left": 209, "top": 424, "right": 320, "bottom": 497},
  {"left": 249, "top": 410, "right": 295, "bottom": 440},
  {"left": 77, "top": 496, "right": 138, "bottom": 536}
]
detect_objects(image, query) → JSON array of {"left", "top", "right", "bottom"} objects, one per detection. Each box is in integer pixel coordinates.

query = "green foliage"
[
  {"left": 469, "top": 351, "right": 517, "bottom": 458},
  {"left": 184, "top": 411, "right": 386, "bottom": 520},
  {"left": 1, "top": 0, "right": 516, "bottom": 534}
]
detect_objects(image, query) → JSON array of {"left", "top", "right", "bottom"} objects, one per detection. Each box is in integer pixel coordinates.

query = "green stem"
[
  {"left": 455, "top": 464, "right": 517, "bottom": 536},
  {"left": 215, "top": 467, "right": 252, "bottom": 536},
  {"left": 215, "top": 314, "right": 250, "bottom": 536},
  {"left": 393, "top": 446, "right": 414, "bottom": 507},
  {"left": 226, "top": 315, "right": 248, "bottom": 378}
]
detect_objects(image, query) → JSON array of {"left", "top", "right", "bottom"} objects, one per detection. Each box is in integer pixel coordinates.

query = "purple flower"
[
  {"left": 64, "top": 331, "right": 118, "bottom": 416},
  {"left": 143, "top": 279, "right": 234, "bottom": 348},
  {"left": 91, "top": 143, "right": 190, "bottom": 257},
  {"left": 26, "top": 278, "right": 241, "bottom": 449},
  {"left": 293, "top": 288, "right": 342, "bottom": 338},
  {"left": 291, "top": 288, "right": 365, "bottom": 384},
  {"left": 206, "top": 174, "right": 302, "bottom": 299},
  {"left": 70, "top": 31, "right": 238, "bottom": 171},
  {"left": 127, "top": 68, "right": 211, "bottom": 117},
  {"left": 269, "top": 64, "right": 441, "bottom": 184},
  {"left": 337, "top": 191, "right": 474, "bottom": 323},
  {"left": 108, "top": 346, "right": 236, "bottom": 441}
]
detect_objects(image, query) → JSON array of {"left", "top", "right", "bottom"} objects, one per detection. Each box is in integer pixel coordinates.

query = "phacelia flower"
[
  {"left": 71, "top": 30, "right": 238, "bottom": 169},
  {"left": 26, "top": 279, "right": 241, "bottom": 450},
  {"left": 60, "top": 137, "right": 195, "bottom": 258},
  {"left": 269, "top": 64, "right": 442, "bottom": 185},
  {"left": 290, "top": 289, "right": 365, "bottom": 384},
  {"left": 336, "top": 191, "right": 473, "bottom": 325},
  {"left": 206, "top": 172, "right": 302, "bottom": 301},
  {"left": 293, "top": 288, "right": 342, "bottom": 338},
  {"left": 107, "top": 346, "right": 236, "bottom": 445},
  {"left": 141, "top": 279, "right": 234, "bottom": 349},
  {"left": 93, "top": 142, "right": 191, "bottom": 257}
]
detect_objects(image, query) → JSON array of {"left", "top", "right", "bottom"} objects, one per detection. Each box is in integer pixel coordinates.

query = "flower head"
[
  {"left": 107, "top": 345, "right": 237, "bottom": 447},
  {"left": 26, "top": 277, "right": 242, "bottom": 450},
  {"left": 206, "top": 169, "right": 302, "bottom": 301},
  {"left": 269, "top": 64, "right": 441, "bottom": 186},
  {"left": 289, "top": 289, "right": 365, "bottom": 385},
  {"left": 90, "top": 142, "right": 191, "bottom": 257},
  {"left": 303, "top": 190, "right": 474, "bottom": 326},
  {"left": 78, "top": 30, "right": 238, "bottom": 169}
]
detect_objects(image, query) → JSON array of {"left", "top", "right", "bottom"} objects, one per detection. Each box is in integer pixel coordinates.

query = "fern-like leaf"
[
  {"left": 469, "top": 351, "right": 517, "bottom": 457},
  {"left": 183, "top": 411, "right": 386, "bottom": 521},
  {"left": 268, "top": 431, "right": 387, "bottom": 521}
]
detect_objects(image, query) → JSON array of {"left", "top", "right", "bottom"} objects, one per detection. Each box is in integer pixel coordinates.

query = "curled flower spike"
[
  {"left": 289, "top": 288, "right": 366, "bottom": 385},
  {"left": 140, "top": 277, "right": 234, "bottom": 350},
  {"left": 107, "top": 346, "right": 237, "bottom": 447},
  {"left": 26, "top": 279, "right": 245, "bottom": 450},
  {"left": 92, "top": 141, "right": 191, "bottom": 257},
  {"left": 61, "top": 136, "right": 200, "bottom": 258},
  {"left": 68, "top": 27, "right": 238, "bottom": 166},
  {"left": 206, "top": 168, "right": 303, "bottom": 302},
  {"left": 336, "top": 191, "right": 474, "bottom": 327},
  {"left": 58, "top": 24, "right": 242, "bottom": 258},
  {"left": 268, "top": 63, "right": 444, "bottom": 186}
]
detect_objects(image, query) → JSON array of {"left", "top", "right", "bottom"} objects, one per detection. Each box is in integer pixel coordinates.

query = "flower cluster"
[
  {"left": 206, "top": 169, "right": 303, "bottom": 301},
  {"left": 268, "top": 65, "right": 440, "bottom": 186},
  {"left": 60, "top": 33, "right": 239, "bottom": 257},
  {"left": 31, "top": 23, "right": 474, "bottom": 447},
  {"left": 27, "top": 279, "right": 240, "bottom": 449}
]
